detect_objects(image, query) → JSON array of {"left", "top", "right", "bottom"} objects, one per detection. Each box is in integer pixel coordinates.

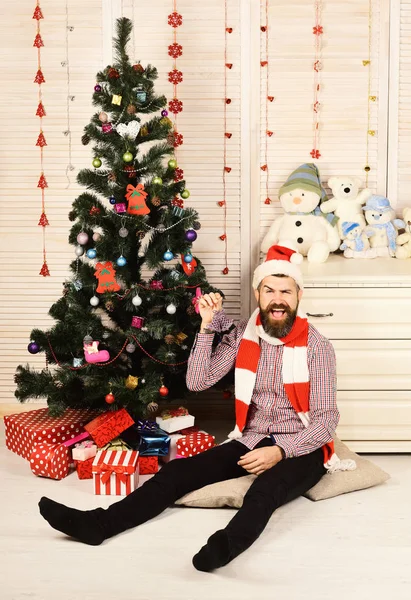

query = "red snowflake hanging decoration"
[
  {"left": 169, "top": 99, "right": 183, "bottom": 114},
  {"left": 173, "top": 168, "right": 184, "bottom": 182},
  {"left": 167, "top": 131, "right": 183, "bottom": 147},
  {"left": 168, "top": 12, "right": 183, "bottom": 28},
  {"left": 310, "top": 149, "right": 321, "bottom": 159},
  {"left": 168, "top": 69, "right": 183, "bottom": 85},
  {"left": 168, "top": 43, "right": 183, "bottom": 59},
  {"left": 313, "top": 25, "right": 323, "bottom": 35}
]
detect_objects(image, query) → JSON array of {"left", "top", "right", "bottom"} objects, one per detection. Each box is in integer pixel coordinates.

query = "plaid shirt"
[{"left": 186, "top": 310, "right": 339, "bottom": 458}]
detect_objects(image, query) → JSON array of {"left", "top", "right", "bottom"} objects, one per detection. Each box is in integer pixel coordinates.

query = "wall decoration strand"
[
  {"left": 33, "top": 1, "right": 50, "bottom": 277},
  {"left": 261, "top": 0, "right": 273, "bottom": 206},
  {"left": 311, "top": 0, "right": 323, "bottom": 160},
  {"left": 63, "top": 0, "right": 75, "bottom": 186},
  {"left": 364, "top": 0, "right": 375, "bottom": 186}
]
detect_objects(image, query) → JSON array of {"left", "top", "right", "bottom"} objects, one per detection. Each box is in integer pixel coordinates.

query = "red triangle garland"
[
  {"left": 33, "top": 5, "right": 44, "bottom": 20},
  {"left": 33, "top": 33, "right": 44, "bottom": 47},
  {"left": 38, "top": 212, "right": 49, "bottom": 227},
  {"left": 37, "top": 174, "right": 48, "bottom": 188},
  {"left": 36, "top": 132, "right": 47, "bottom": 147},
  {"left": 36, "top": 102, "right": 46, "bottom": 117},
  {"left": 34, "top": 69, "right": 45, "bottom": 84},
  {"left": 39, "top": 262, "right": 50, "bottom": 277}
]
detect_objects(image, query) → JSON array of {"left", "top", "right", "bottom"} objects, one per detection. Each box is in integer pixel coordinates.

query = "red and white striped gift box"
[{"left": 92, "top": 449, "right": 139, "bottom": 496}]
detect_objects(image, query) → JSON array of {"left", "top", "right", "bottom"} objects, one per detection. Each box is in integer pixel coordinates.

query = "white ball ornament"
[
  {"left": 75, "top": 245, "right": 84, "bottom": 257},
  {"left": 90, "top": 296, "right": 100, "bottom": 307},
  {"left": 132, "top": 294, "right": 142, "bottom": 306},
  {"left": 166, "top": 303, "right": 177, "bottom": 315}
]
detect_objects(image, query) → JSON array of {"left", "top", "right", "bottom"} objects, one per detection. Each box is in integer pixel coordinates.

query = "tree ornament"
[
  {"left": 108, "top": 172, "right": 117, "bottom": 182},
  {"left": 168, "top": 11, "right": 183, "bottom": 27},
  {"left": 105, "top": 300, "right": 114, "bottom": 312},
  {"left": 151, "top": 196, "right": 161, "bottom": 207},
  {"left": 86, "top": 248, "right": 97, "bottom": 259},
  {"left": 181, "top": 189, "right": 190, "bottom": 199},
  {"left": 126, "top": 343, "right": 136, "bottom": 353},
  {"left": 84, "top": 339, "right": 110, "bottom": 363},
  {"left": 81, "top": 134, "right": 90, "bottom": 145},
  {"left": 98, "top": 112, "right": 108, "bottom": 123},
  {"left": 114, "top": 203, "right": 127, "bottom": 214},
  {"left": 117, "top": 121, "right": 141, "bottom": 139},
  {"left": 28, "top": 342, "right": 40, "bottom": 354},
  {"left": 75, "top": 245, "right": 84, "bottom": 257},
  {"left": 94, "top": 84, "right": 102, "bottom": 92},
  {"left": 108, "top": 67, "right": 120, "bottom": 79},
  {"left": 102, "top": 123, "right": 113, "bottom": 134},
  {"left": 109, "top": 196, "right": 116, "bottom": 205},
  {"left": 131, "top": 316, "right": 145, "bottom": 328},
  {"left": 168, "top": 42, "right": 183, "bottom": 58},
  {"left": 174, "top": 168, "right": 184, "bottom": 182},
  {"left": 159, "top": 385, "right": 169, "bottom": 397},
  {"left": 168, "top": 69, "right": 183, "bottom": 85},
  {"left": 105, "top": 393, "right": 115, "bottom": 404},
  {"left": 76, "top": 232, "right": 89, "bottom": 245},
  {"left": 116, "top": 255, "right": 127, "bottom": 267},
  {"left": 184, "top": 254, "right": 193, "bottom": 263},
  {"left": 152, "top": 177, "right": 163, "bottom": 186},
  {"left": 90, "top": 206, "right": 100, "bottom": 216},
  {"left": 133, "top": 62, "right": 145, "bottom": 73},
  {"left": 132, "top": 294, "right": 142, "bottom": 306},
  {"left": 193, "top": 221, "right": 201, "bottom": 230},
  {"left": 90, "top": 295, "right": 100, "bottom": 307},
  {"left": 73, "top": 358, "right": 83, "bottom": 368},
  {"left": 169, "top": 99, "right": 183, "bottom": 114},
  {"left": 147, "top": 401, "right": 158, "bottom": 413},
  {"left": 185, "top": 229, "right": 197, "bottom": 242},
  {"left": 119, "top": 227, "right": 129, "bottom": 238},
  {"left": 92, "top": 158, "right": 102, "bottom": 168},
  {"left": 127, "top": 104, "right": 136, "bottom": 115},
  {"left": 135, "top": 86, "right": 147, "bottom": 102},
  {"left": 73, "top": 280, "right": 83, "bottom": 291},
  {"left": 94, "top": 261, "right": 121, "bottom": 293},
  {"left": 125, "top": 183, "right": 150, "bottom": 215},
  {"left": 123, "top": 151, "right": 133, "bottom": 163},
  {"left": 181, "top": 254, "right": 198, "bottom": 276},
  {"left": 163, "top": 250, "right": 174, "bottom": 261},
  {"left": 112, "top": 94, "right": 122, "bottom": 105},
  {"left": 140, "top": 126, "right": 149, "bottom": 137},
  {"left": 161, "top": 110, "right": 169, "bottom": 117},
  {"left": 160, "top": 117, "right": 173, "bottom": 128},
  {"left": 166, "top": 303, "right": 177, "bottom": 315},
  {"left": 165, "top": 334, "right": 175, "bottom": 345},
  {"left": 125, "top": 375, "right": 139, "bottom": 390},
  {"left": 168, "top": 159, "right": 177, "bottom": 169},
  {"left": 175, "top": 332, "right": 188, "bottom": 344},
  {"left": 92, "top": 232, "right": 101, "bottom": 242}
]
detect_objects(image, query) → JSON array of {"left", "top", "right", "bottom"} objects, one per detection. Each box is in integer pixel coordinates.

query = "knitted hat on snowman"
[
  {"left": 279, "top": 163, "right": 328, "bottom": 203},
  {"left": 341, "top": 221, "right": 360, "bottom": 238},
  {"left": 253, "top": 245, "right": 304, "bottom": 290}
]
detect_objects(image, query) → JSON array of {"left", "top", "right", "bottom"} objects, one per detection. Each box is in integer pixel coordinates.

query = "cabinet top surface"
[{"left": 300, "top": 255, "right": 411, "bottom": 286}]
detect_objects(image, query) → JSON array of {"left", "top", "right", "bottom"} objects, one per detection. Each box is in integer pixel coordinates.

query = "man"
[{"left": 39, "top": 245, "right": 341, "bottom": 572}]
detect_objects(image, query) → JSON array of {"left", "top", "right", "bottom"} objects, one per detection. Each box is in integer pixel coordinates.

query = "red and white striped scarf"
[{"left": 229, "top": 308, "right": 355, "bottom": 473}]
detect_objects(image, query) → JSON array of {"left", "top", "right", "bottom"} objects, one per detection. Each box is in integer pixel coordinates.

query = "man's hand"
[
  {"left": 198, "top": 292, "right": 223, "bottom": 332},
  {"left": 237, "top": 446, "right": 283, "bottom": 476}
]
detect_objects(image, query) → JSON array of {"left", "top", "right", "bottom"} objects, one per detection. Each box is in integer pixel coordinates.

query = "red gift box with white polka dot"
[
  {"left": 4, "top": 408, "right": 98, "bottom": 461},
  {"left": 30, "top": 442, "right": 71, "bottom": 480},
  {"left": 176, "top": 432, "right": 216, "bottom": 458}
]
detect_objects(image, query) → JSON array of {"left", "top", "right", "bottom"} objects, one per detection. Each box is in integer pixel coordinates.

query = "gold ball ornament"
[
  {"left": 125, "top": 375, "right": 139, "bottom": 390},
  {"left": 147, "top": 401, "right": 159, "bottom": 413},
  {"left": 140, "top": 126, "right": 149, "bottom": 137},
  {"left": 160, "top": 117, "right": 173, "bottom": 128}
]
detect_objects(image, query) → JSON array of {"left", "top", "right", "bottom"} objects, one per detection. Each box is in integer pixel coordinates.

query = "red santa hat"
[{"left": 252, "top": 245, "right": 304, "bottom": 290}]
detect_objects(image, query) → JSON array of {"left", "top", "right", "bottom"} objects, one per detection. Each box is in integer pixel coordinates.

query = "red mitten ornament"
[
  {"left": 94, "top": 261, "right": 121, "bottom": 293},
  {"left": 125, "top": 184, "right": 150, "bottom": 215}
]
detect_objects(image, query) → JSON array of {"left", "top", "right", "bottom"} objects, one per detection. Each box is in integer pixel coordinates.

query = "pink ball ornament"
[
  {"left": 92, "top": 232, "right": 101, "bottom": 242},
  {"left": 77, "top": 232, "right": 89, "bottom": 245}
]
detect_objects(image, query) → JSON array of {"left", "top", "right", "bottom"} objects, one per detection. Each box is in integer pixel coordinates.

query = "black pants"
[{"left": 101, "top": 438, "right": 326, "bottom": 555}]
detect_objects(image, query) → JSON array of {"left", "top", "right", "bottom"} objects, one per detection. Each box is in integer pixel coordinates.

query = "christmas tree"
[{"left": 15, "top": 17, "right": 221, "bottom": 418}]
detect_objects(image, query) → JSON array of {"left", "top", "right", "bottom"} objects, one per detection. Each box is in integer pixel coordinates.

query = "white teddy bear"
[
  {"left": 260, "top": 163, "right": 340, "bottom": 263},
  {"left": 339, "top": 221, "right": 376, "bottom": 259},
  {"left": 362, "top": 195, "right": 404, "bottom": 258},
  {"left": 395, "top": 207, "right": 411, "bottom": 259},
  {"left": 320, "top": 176, "right": 372, "bottom": 239}
]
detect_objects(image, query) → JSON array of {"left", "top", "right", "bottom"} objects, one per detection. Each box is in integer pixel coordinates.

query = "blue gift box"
[{"left": 121, "top": 421, "right": 170, "bottom": 456}]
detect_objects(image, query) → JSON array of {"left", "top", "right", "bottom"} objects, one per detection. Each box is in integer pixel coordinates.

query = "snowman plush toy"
[
  {"left": 261, "top": 163, "right": 340, "bottom": 263},
  {"left": 363, "top": 195, "right": 405, "bottom": 258}
]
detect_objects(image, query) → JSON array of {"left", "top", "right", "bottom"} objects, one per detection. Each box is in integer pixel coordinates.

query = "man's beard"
[{"left": 259, "top": 301, "right": 298, "bottom": 339}]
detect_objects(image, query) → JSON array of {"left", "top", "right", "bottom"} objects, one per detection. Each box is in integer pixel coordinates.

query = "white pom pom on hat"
[{"left": 252, "top": 245, "right": 304, "bottom": 290}]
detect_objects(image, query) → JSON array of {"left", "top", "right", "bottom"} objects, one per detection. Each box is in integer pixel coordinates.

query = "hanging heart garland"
[{"left": 116, "top": 121, "right": 141, "bottom": 140}]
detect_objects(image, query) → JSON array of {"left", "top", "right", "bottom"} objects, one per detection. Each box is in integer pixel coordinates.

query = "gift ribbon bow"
[
  {"left": 192, "top": 287, "right": 202, "bottom": 314},
  {"left": 161, "top": 406, "right": 188, "bottom": 419},
  {"left": 95, "top": 463, "right": 129, "bottom": 485},
  {"left": 137, "top": 419, "right": 157, "bottom": 431},
  {"left": 76, "top": 440, "right": 95, "bottom": 449}
]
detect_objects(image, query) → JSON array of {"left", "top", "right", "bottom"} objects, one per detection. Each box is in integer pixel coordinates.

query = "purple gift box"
[{"left": 114, "top": 203, "right": 127, "bottom": 214}]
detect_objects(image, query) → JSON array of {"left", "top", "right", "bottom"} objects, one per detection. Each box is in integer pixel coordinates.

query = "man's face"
[{"left": 254, "top": 275, "right": 303, "bottom": 338}]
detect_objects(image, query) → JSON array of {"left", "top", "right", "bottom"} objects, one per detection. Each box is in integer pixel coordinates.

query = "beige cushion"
[{"left": 175, "top": 438, "right": 390, "bottom": 507}]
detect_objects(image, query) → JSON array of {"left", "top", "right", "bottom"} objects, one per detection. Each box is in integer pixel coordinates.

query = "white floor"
[{"left": 1, "top": 423, "right": 411, "bottom": 600}]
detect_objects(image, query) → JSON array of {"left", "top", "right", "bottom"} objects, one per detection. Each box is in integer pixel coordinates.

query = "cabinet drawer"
[
  {"left": 301, "top": 288, "right": 411, "bottom": 339},
  {"left": 336, "top": 391, "right": 411, "bottom": 441},
  {"left": 333, "top": 340, "right": 411, "bottom": 390}
]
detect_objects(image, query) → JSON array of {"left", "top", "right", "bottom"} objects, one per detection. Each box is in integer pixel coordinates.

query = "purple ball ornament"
[
  {"left": 28, "top": 342, "right": 40, "bottom": 354},
  {"left": 94, "top": 84, "right": 102, "bottom": 92},
  {"left": 185, "top": 229, "right": 197, "bottom": 242},
  {"left": 161, "top": 110, "right": 168, "bottom": 117}
]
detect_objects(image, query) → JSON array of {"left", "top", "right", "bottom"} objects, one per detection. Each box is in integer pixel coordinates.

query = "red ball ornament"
[
  {"left": 159, "top": 385, "right": 169, "bottom": 397},
  {"left": 105, "top": 393, "right": 115, "bottom": 404}
]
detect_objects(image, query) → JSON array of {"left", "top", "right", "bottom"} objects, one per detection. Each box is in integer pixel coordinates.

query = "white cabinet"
[{"left": 300, "top": 256, "right": 411, "bottom": 452}]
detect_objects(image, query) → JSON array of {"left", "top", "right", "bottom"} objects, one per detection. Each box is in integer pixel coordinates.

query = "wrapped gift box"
[
  {"left": 161, "top": 433, "right": 184, "bottom": 463},
  {"left": 72, "top": 440, "right": 97, "bottom": 462},
  {"left": 76, "top": 456, "right": 94, "bottom": 480},
  {"left": 121, "top": 421, "right": 170, "bottom": 456},
  {"left": 4, "top": 408, "right": 97, "bottom": 461},
  {"left": 139, "top": 455, "right": 158, "bottom": 475},
  {"left": 30, "top": 442, "right": 71, "bottom": 480},
  {"left": 85, "top": 408, "right": 134, "bottom": 448},
  {"left": 176, "top": 432, "right": 216, "bottom": 458},
  {"left": 156, "top": 408, "right": 194, "bottom": 434},
  {"left": 92, "top": 449, "right": 139, "bottom": 496}
]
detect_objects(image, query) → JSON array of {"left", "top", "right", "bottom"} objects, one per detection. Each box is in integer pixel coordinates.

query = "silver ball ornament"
[
  {"left": 132, "top": 294, "right": 142, "bottom": 306},
  {"left": 75, "top": 245, "right": 84, "bottom": 257},
  {"left": 119, "top": 228, "right": 129, "bottom": 238},
  {"left": 90, "top": 296, "right": 100, "bottom": 306},
  {"left": 126, "top": 343, "right": 136, "bottom": 353},
  {"left": 166, "top": 303, "right": 177, "bottom": 315}
]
